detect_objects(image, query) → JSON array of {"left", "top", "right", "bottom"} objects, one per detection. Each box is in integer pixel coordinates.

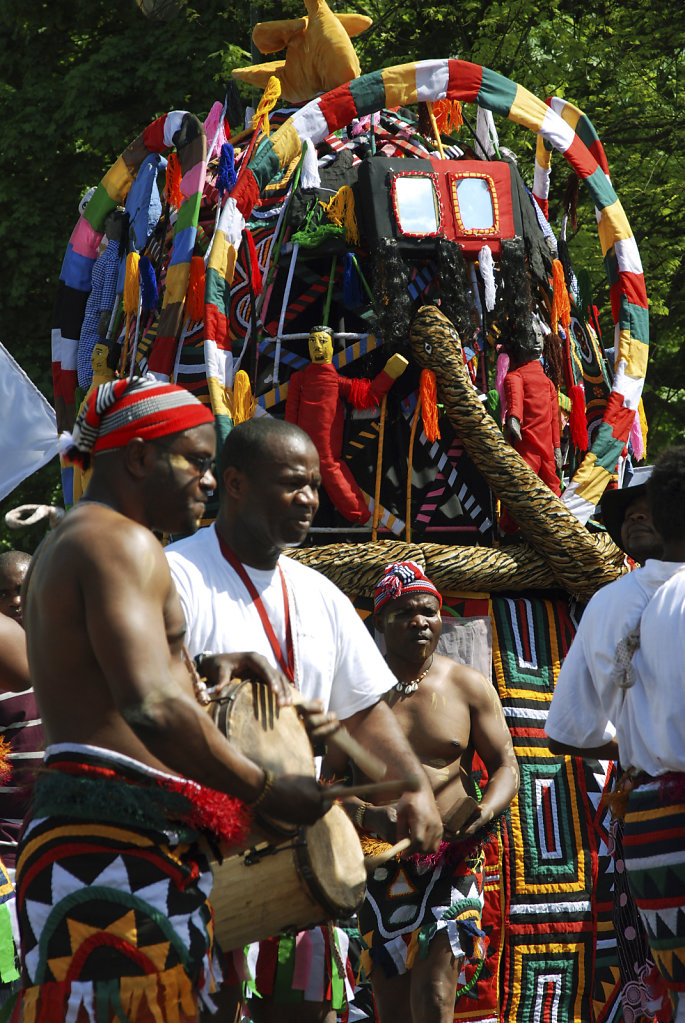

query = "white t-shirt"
[
  {"left": 166, "top": 524, "right": 396, "bottom": 720},
  {"left": 545, "top": 559, "right": 685, "bottom": 775}
]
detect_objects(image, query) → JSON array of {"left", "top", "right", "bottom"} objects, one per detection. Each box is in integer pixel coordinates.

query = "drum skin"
[
  {"left": 210, "top": 677, "right": 316, "bottom": 837},
  {"left": 210, "top": 804, "right": 367, "bottom": 951}
]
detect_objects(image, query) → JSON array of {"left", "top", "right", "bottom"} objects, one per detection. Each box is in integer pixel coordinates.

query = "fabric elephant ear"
[
  {"left": 231, "top": 61, "right": 286, "bottom": 90},
  {"left": 336, "top": 13, "right": 373, "bottom": 37},
  {"left": 252, "top": 18, "right": 308, "bottom": 54}
]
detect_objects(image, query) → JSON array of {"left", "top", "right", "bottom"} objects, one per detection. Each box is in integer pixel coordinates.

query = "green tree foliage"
[{"left": 1, "top": 0, "right": 683, "bottom": 549}]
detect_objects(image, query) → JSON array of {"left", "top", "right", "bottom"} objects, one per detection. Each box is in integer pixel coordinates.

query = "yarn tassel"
[
  {"left": 494, "top": 351, "right": 510, "bottom": 421},
  {"left": 420, "top": 369, "right": 441, "bottom": 442},
  {"left": 478, "top": 245, "right": 496, "bottom": 312},
  {"left": 322, "top": 186, "right": 359, "bottom": 245},
  {"left": 343, "top": 252, "right": 363, "bottom": 309},
  {"left": 138, "top": 256, "right": 158, "bottom": 313},
  {"left": 242, "top": 228, "right": 263, "bottom": 295},
  {"left": 251, "top": 76, "right": 281, "bottom": 137},
  {"left": 123, "top": 252, "right": 140, "bottom": 316},
  {"left": 569, "top": 383, "right": 588, "bottom": 451},
  {"left": 185, "top": 255, "right": 206, "bottom": 322},
  {"left": 433, "top": 98, "right": 463, "bottom": 135},
  {"left": 551, "top": 259, "right": 571, "bottom": 336},
  {"left": 300, "top": 138, "right": 321, "bottom": 190},
  {"left": 232, "top": 370, "right": 254, "bottom": 424},
  {"left": 217, "top": 142, "right": 236, "bottom": 197},
  {"left": 165, "top": 152, "right": 183, "bottom": 210}
]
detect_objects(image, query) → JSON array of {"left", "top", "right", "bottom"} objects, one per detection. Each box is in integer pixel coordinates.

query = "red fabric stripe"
[
  {"left": 541, "top": 784, "right": 556, "bottom": 851},
  {"left": 143, "top": 115, "right": 169, "bottom": 153},
  {"left": 603, "top": 391, "right": 636, "bottom": 440},
  {"left": 620, "top": 270, "right": 648, "bottom": 309},
  {"left": 533, "top": 194, "right": 549, "bottom": 220},
  {"left": 447, "top": 60, "right": 483, "bottom": 102},
  {"left": 609, "top": 280, "right": 622, "bottom": 323},
  {"left": 255, "top": 936, "right": 279, "bottom": 996},
  {"left": 623, "top": 825, "right": 685, "bottom": 847},
  {"left": 563, "top": 135, "right": 599, "bottom": 181},
  {"left": 147, "top": 335, "right": 177, "bottom": 376},
  {"left": 589, "top": 138, "right": 610, "bottom": 176},
  {"left": 319, "top": 84, "right": 357, "bottom": 133},
  {"left": 203, "top": 305, "right": 230, "bottom": 350},
  {"left": 231, "top": 169, "right": 260, "bottom": 219}
]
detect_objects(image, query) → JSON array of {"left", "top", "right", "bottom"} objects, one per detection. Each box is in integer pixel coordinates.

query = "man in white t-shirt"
[
  {"left": 546, "top": 447, "right": 685, "bottom": 1021},
  {"left": 166, "top": 416, "right": 442, "bottom": 1023}
]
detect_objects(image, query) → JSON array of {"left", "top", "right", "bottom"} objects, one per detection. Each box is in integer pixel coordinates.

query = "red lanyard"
[{"left": 217, "top": 534, "right": 295, "bottom": 684}]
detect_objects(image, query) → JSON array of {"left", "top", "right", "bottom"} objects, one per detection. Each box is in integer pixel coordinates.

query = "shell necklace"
[{"left": 394, "top": 656, "right": 433, "bottom": 695}]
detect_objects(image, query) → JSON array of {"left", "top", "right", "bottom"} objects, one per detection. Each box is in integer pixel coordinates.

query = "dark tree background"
[{"left": 1, "top": 0, "right": 683, "bottom": 550}]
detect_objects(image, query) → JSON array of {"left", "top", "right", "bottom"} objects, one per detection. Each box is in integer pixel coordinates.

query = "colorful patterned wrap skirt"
[
  {"left": 357, "top": 836, "right": 486, "bottom": 980},
  {"left": 8, "top": 744, "right": 250, "bottom": 1023},
  {"left": 623, "top": 775, "right": 685, "bottom": 997}
]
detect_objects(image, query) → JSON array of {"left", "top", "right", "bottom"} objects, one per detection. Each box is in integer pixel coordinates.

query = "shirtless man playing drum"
[
  {"left": 347, "top": 561, "right": 519, "bottom": 1023},
  {"left": 13, "top": 377, "right": 329, "bottom": 1023}
]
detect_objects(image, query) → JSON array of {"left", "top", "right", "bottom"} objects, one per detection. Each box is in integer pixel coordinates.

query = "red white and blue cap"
[
  {"left": 58, "top": 375, "right": 215, "bottom": 470},
  {"left": 374, "top": 560, "right": 442, "bottom": 614}
]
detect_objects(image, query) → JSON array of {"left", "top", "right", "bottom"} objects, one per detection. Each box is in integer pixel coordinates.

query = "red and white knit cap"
[
  {"left": 59, "top": 375, "right": 215, "bottom": 470},
  {"left": 374, "top": 560, "right": 442, "bottom": 615}
]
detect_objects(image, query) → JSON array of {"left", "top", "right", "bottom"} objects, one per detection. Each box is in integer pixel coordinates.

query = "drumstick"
[
  {"left": 364, "top": 838, "right": 411, "bottom": 869},
  {"left": 290, "top": 690, "right": 388, "bottom": 781},
  {"left": 323, "top": 774, "right": 421, "bottom": 803}
]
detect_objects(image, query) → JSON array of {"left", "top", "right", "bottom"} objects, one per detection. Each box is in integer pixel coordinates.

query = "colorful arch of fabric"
[{"left": 212, "top": 58, "right": 647, "bottom": 525}]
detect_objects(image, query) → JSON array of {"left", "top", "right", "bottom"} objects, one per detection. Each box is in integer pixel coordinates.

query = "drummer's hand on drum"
[
  {"left": 364, "top": 804, "right": 398, "bottom": 845},
  {"left": 297, "top": 699, "right": 340, "bottom": 746},
  {"left": 198, "top": 652, "right": 292, "bottom": 706},
  {"left": 261, "top": 774, "right": 328, "bottom": 825},
  {"left": 394, "top": 784, "right": 443, "bottom": 855}
]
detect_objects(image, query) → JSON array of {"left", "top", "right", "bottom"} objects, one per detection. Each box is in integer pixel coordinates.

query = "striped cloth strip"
[
  {"left": 148, "top": 113, "right": 208, "bottom": 380},
  {"left": 216, "top": 59, "right": 645, "bottom": 528}
]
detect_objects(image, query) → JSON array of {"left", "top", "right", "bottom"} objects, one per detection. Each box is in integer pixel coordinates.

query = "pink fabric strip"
[{"left": 292, "top": 929, "right": 314, "bottom": 991}]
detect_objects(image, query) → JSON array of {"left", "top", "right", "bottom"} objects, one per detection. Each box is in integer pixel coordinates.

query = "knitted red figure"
[{"left": 285, "top": 326, "right": 407, "bottom": 523}]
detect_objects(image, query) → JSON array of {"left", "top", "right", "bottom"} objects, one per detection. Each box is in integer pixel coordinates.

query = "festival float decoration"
[{"left": 48, "top": 10, "right": 651, "bottom": 1018}]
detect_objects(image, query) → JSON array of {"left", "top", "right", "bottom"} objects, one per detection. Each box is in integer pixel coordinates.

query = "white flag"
[{"left": 0, "top": 341, "right": 60, "bottom": 502}]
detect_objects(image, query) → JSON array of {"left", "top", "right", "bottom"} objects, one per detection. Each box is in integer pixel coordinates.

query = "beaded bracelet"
[
  {"left": 354, "top": 802, "right": 368, "bottom": 829},
  {"left": 249, "top": 768, "right": 276, "bottom": 810}
]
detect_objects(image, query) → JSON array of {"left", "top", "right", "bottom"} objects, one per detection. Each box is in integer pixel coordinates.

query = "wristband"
[
  {"left": 353, "top": 802, "right": 368, "bottom": 830},
  {"left": 249, "top": 768, "right": 276, "bottom": 810}
]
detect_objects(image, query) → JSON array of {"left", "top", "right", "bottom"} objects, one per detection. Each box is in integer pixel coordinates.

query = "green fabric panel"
[
  {"left": 575, "top": 114, "right": 601, "bottom": 150},
  {"left": 477, "top": 67, "right": 517, "bottom": 117},
  {"left": 349, "top": 71, "right": 385, "bottom": 117},
  {"left": 174, "top": 191, "right": 202, "bottom": 234},
  {"left": 273, "top": 932, "right": 298, "bottom": 1003},
  {"left": 583, "top": 165, "right": 617, "bottom": 212},
  {"left": 84, "top": 184, "right": 117, "bottom": 233},
  {"left": 0, "top": 902, "right": 18, "bottom": 983},
  {"left": 250, "top": 138, "right": 281, "bottom": 192}
]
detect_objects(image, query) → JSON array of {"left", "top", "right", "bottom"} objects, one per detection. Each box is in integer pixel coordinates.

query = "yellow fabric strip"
[
  {"left": 382, "top": 64, "right": 418, "bottom": 108},
  {"left": 558, "top": 99, "right": 582, "bottom": 131},
  {"left": 619, "top": 329, "right": 649, "bottom": 379},
  {"left": 271, "top": 120, "right": 302, "bottom": 170},
  {"left": 509, "top": 84, "right": 549, "bottom": 133},
  {"left": 597, "top": 200, "right": 633, "bottom": 256},
  {"left": 574, "top": 456, "right": 615, "bottom": 507},
  {"left": 207, "top": 375, "right": 233, "bottom": 419},
  {"left": 163, "top": 263, "right": 192, "bottom": 306},
  {"left": 535, "top": 134, "right": 552, "bottom": 169},
  {"left": 102, "top": 155, "right": 136, "bottom": 204}
]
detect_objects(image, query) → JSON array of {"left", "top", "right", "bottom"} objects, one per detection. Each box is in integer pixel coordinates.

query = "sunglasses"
[{"left": 150, "top": 441, "right": 216, "bottom": 479}]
